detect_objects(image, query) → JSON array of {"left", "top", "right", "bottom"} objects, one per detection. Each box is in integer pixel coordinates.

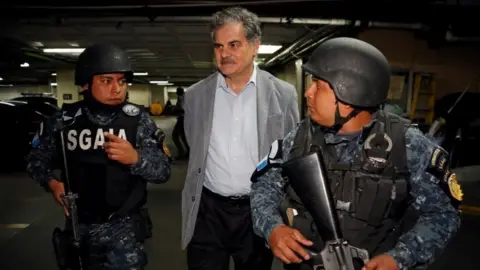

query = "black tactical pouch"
[
  {"left": 132, "top": 208, "right": 153, "bottom": 242},
  {"left": 52, "top": 227, "right": 81, "bottom": 270},
  {"left": 279, "top": 199, "right": 324, "bottom": 253}
]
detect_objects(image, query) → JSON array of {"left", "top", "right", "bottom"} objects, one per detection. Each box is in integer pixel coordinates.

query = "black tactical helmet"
[
  {"left": 302, "top": 37, "right": 391, "bottom": 108},
  {"left": 75, "top": 44, "right": 133, "bottom": 86}
]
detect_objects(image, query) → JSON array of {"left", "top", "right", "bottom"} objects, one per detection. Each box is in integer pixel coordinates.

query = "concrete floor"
[{"left": 0, "top": 116, "right": 478, "bottom": 270}]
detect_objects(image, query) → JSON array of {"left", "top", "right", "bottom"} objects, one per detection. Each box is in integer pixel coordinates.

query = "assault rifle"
[
  {"left": 282, "top": 151, "right": 369, "bottom": 270},
  {"left": 52, "top": 115, "right": 83, "bottom": 270}
]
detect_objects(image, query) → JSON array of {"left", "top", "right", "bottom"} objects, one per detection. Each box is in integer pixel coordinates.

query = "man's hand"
[
  {"left": 363, "top": 254, "right": 399, "bottom": 270},
  {"left": 269, "top": 225, "right": 313, "bottom": 264},
  {"left": 47, "top": 179, "right": 69, "bottom": 216},
  {"left": 103, "top": 132, "right": 139, "bottom": 165}
]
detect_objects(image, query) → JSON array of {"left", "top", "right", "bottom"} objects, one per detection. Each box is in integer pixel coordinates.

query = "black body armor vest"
[
  {"left": 280, "top": 111, "right": 414, "bottom": 257},
  {"left": 58, "top": 101, "right": 146, "bottom": 224}
]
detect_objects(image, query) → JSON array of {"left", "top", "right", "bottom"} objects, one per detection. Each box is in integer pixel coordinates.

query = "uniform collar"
[{"left": 319, "top": 114, "right": 378, "bottom": 145}]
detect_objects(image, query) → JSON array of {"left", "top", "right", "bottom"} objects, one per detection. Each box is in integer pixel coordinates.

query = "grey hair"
[{"left": 210, "top": 6, "right": 262, "bottom": 43}]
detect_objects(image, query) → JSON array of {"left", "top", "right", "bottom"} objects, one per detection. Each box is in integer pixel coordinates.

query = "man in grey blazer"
[{"left": 181, "top": 6, "right": 300, "bottom": 270}]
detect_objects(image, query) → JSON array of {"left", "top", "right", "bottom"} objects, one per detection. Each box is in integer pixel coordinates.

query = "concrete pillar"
[
  {"left": 150, "top": 84, "right": 166, "bottom": 105},
  {"left": 56, "top": 69, "right": 80, "bottom": 107},
  {"left": 127, "top": 84, "right": 151, "bottom": 106},
  {"left": 295, "top": 59, "right": 304, "bottom": 117},
  {"left": 280, "top": 60, "right": 303, "bottom": 118},
  {"left": 163, "top": 86, "right": 169, "bottom": 105}
]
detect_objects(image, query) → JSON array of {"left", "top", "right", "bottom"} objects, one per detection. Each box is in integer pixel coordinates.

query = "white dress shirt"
[{"left": 203, "top": 66, "right": 259, "bottom": 197}]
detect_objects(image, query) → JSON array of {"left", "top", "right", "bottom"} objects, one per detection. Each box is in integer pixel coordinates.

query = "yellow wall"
[
  {"left": 358, "top": 29, "right": 480, "bottom": 98},
  {"left": 128, "top": 84, "right": 151, "bottom": 106}
]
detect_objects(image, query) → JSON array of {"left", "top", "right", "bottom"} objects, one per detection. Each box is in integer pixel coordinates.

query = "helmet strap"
[{"left": 330, "top": 100, "right": 360, "bottom": 133}]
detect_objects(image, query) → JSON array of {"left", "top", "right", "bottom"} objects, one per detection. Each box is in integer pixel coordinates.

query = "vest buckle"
[{"left": 336, "top": 200, "right": 351, "bottom": 212}]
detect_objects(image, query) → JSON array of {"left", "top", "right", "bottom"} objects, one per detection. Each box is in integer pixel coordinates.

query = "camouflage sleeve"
[
  {"left": 250, "top": 126, "right": 299, "bottom": 241},
  {"left": 26, "top": 111, "right": 63, "bottom": 189},
  {"left": 386, "top": 127, "right": 461, "bottom": 270},
  {"left": 130, "top": 111, "right": 171, "bottom": 184}
]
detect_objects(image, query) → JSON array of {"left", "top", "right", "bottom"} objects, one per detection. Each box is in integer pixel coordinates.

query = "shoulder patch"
[
  {"left": 31, "top": 121, "right": 46, "bottom": 148},
  {"left": 268, "top": 140, "right": 282, "bottom": 160},
  {"left": 446, "top": 171, "right": 463, "bottom": 202},
  {"left": 426, "top": 147, "right": 449, "bottom": 179},
  {"left": 31, "top": 132, "right": 41, "bottom": 148},
  {"left": 251, "top": 140, "right": 283, "bottom": 183},
  {"left": 256, "top": 140, "right": 282, "bottom": 170},
  {"left": 122, "top": 104, "right": 140, "bottom": 116}
]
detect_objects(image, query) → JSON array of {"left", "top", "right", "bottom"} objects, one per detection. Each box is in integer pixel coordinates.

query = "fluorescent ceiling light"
[
  {"left": 68, "top": 42, "right": 80, "bottom": 47},
  {"left": 134, "top": 72, "right": 148, "bottom": 76},
  {"left": 32, "top": 41, "right": 44, "bottom": 47},
  {"left": 43, "top": 48, "right": 85, "bottom": 53},
  {"left": 258, "top": 45, "right": 282, "bottom": 54},
  {"left": 20, "top": 62, "right": 29, "bottom": 67},
  {"left": 149, "top": 80, "right": 169, "bottom": 84},
  {"left": 50, "top": 83, "right": 57, "bottom": 86},
  {"left": 51, "top": 73, "right": 57, "bottom": 76}
]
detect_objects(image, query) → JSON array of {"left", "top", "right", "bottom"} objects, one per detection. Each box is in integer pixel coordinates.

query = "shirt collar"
[{"left": 216, "top": 64, "right": 258, "bottom": 91}]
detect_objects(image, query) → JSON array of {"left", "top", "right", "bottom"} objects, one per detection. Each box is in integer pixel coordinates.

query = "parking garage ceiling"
[{"left": 0, "top": 0, "right": 478, "bottom": 86}]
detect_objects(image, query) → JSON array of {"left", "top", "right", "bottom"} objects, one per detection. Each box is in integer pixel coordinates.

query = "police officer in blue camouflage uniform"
[
  {"left": 250, "top": 37, "right": 462, "bottom": 270},
  {"left": 27, "top": 43, "right": 172, "bottom": 270}
]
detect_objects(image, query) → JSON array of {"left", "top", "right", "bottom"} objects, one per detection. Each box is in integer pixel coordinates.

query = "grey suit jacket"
[{"left": 181, "top": 69, "right": 300, "bottom": 249}]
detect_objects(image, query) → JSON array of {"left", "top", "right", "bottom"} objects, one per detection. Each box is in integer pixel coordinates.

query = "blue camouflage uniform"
[
  {"left": 251, "top": 119, "right": 461, "bottom": 270},
  {"left": 27, "top": 104, "right": 171, "bottom": 270}
]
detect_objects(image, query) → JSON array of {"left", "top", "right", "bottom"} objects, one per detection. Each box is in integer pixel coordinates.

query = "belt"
[{"left": 202, "top": 187, "right": 250, "bottom": 203}]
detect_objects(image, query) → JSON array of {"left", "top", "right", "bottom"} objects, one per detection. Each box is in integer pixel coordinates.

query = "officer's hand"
[
  {"left": 362, "top": 254, "right": 398, "bottom": 270},
  {"left": 269, "top": 225, "right": 313, "bottom": 264},
  {"left": 47, "top": 179, "right": 70, "bottom": 217},
  {"left": 103, "top": 132, "right": 139, "bottom": 165}
]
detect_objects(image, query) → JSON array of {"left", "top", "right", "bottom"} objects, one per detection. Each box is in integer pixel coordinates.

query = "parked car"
[
  {"left": 0, "top": 94, "right": 59, "bottom": 171},
  {"left": 431, "top": 91, "right": 480, "bottom": 168}
]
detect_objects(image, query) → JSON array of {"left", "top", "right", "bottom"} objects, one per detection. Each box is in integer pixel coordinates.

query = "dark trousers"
[
  {"left": 172, "top": 115, "right": 189, "bottom": 158},
  {"left": 187, "top": 187, "right": 274, "bottom": 270}
]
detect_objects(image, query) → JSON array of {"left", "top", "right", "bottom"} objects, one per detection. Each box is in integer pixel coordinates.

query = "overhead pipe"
[
  {"left": 293, "top": 25, "right": 351, "bottom": 54},
  {"left": 18, "top": 15, "right": 428, "bottom": 31},
  {"left": 7, "top": 0, "right": 471, "bottom": 11},
  {"left": 262, "top": 25, "right": 342, "bottom": 68},
  {"left": 293, "top": 26, "right": 355, "bottom": 57},
  {"left": 259, "top": 18, "right": 430, "bottom": 69},
  {"left": 6, "top": 0, "right": 324, "bottom": 10},
  {"left": 445, "top": 30, "right": 480, "bottom": 42},
  {"left": 7, "top": 0, "right": 471, "bottom": 10},
  {"left": 267, "top": 27, "right": 345, "bottom": 67},
  {"left": 0, "top": 37, "right": 75, "bottom": 65}
]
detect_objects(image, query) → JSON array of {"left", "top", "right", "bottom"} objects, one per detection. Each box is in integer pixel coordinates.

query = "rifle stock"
[{"left": 282, "top": 151, "right": 369, "bottom": 270}]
